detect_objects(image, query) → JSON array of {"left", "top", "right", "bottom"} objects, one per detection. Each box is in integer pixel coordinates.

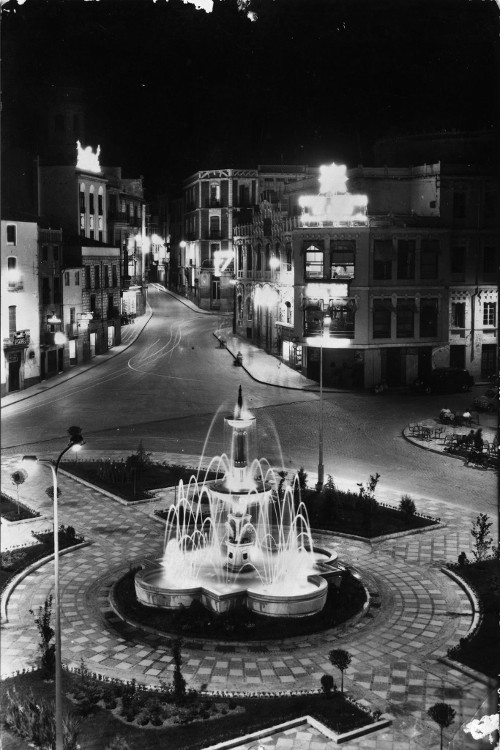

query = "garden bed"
[
  {"left": 301, "top": 486, "right": 437, "bottom": 538},
  {"left": 1, "top": 492, "right": 40, "bottom": 522},
  {"left": 0, "top": 526, "right": 85, "bottom": 594},
  {"left": 63, "top": 460, "right": 222, "bottom": 502},
  {"left": 1, "top": 669, "right": 376, "bottom": 750},
  {"left": 113, "top": 566, "right": 367, "bottom": 640},
  {"left": 446, "top": 558, "right": 499, "bottom": 678}
]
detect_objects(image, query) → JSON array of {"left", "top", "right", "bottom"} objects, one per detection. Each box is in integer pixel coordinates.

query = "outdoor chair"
[
  {"left": 408, "top": 423, "right": 420, "bottom": 436},
  {"left": 433, "top": 426, "right": 444, "bottom": 439}
]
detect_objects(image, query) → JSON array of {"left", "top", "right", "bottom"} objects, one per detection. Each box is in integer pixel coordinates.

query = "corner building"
[{"left": 234, "top": 161, "right": 498, "bottom": 388}]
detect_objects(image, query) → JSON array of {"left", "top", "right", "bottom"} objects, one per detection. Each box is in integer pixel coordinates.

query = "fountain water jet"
[{"left": 135, "top": 387, "right": 342, "bottom": 617}]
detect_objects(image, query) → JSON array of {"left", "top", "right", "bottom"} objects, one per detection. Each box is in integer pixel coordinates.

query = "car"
[
  {"left": 473, "top": 388, "right": 499, "bottom": 412},
  {"left": 413, "top": 367, "right": 474, "bottom": 394}
]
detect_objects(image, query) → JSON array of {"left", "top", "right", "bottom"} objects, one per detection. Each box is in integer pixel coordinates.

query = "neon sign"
[
  {"left": 213, "top": 249, "right": 234, "bottom": 276},
  {"left": 299, "top": 162, "right": 368, "bottom": 226},
  {"left": 76, "top": 141, "right": 101, "bottom": 173}
]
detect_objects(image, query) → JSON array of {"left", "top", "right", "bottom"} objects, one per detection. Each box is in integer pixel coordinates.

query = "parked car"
[
  {"left": 473, "top": 388, "right": 499, "bottom": 412},
  {"left": 413, "top": 367, "right": 474, "bottom": 394}
]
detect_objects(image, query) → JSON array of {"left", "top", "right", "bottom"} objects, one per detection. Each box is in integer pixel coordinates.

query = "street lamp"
[
  {"left": 22, "top": 430, "right": 85, "bottom": 750},
  {"left": 316, "top": 313, "right": 331, "bottom": 492}
]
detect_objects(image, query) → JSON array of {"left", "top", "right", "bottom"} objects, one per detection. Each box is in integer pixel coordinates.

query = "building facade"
[
  {"left": 234, "top": 162, "right": 498, "bottom": 388},
  {"left": 1, "top": 219, "right": 41, "bottom": 396},
  {"left": 38, "top": 227, "right": 65, "bottom": 380}
]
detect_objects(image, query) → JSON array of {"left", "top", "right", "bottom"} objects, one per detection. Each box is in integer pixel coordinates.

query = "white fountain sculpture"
[{"left": 135, "top": 387, "right": 342, "bottom": 617}]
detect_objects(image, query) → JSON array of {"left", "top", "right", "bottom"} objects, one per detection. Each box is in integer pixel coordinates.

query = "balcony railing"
[
  {"left": 3, "top": 330, "right": 30, "bottom": 348},
  {"left": 107, "top": 211, "right": 128, "bottom": 222}
]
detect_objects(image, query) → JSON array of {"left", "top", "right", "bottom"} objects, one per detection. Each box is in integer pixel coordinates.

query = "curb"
[
  {"left": 0, "top": 309, "right": 153, "bottom": 409},
  {"left": 438, "top": 656, "right": 497, "bottom": 688},
  {"left": 1, "top": 540, "right": 91, "bottom": 624}
]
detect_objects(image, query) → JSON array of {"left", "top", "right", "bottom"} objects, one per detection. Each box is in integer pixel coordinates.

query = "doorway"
[{"left": 8, "top": 351, "right": 21, "bottom": 392}]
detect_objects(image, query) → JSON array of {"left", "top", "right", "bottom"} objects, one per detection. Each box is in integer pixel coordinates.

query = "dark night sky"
[{"left": 2, "top": 0, "right": 499, "bottom": 197}]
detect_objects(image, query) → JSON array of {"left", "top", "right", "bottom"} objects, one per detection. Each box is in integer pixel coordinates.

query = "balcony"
[
  {"left": 207, "top": 230, "right": 222, "bottom": 240},
  {"left": 205, "top": 199, "right": 221, "bottom": 208},
  {"left": 107, "top": 211, "right": 128, "bottom": 223},
  {"left": 3, "top": 330, "right": 30, "bottom": 348}
]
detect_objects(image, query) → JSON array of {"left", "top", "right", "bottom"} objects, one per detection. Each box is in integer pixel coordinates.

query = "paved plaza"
[{"left": 1, "top": 450, "right": 496, "bottom": 750}]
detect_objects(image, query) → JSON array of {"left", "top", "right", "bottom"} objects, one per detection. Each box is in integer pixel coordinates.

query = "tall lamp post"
[
  {"left": 23, "top": 430, "right": 85, "bottom": 750},
  {"left": 316, "top": 313, "right": 331, "bottom": 492}
]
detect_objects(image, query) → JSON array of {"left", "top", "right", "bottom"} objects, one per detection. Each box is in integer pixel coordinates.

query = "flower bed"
[
  {"left": 113, "top": 566, "right": 367, "bottom": 641},
  {"left": 0, "top": 492, "right": 40, "bottom": 522},
  {"left": 63, "top": 460, "right": 222, "bottom": 502},
  {"left": 446, "top": 557, "right": 499, "bottom": 678}
]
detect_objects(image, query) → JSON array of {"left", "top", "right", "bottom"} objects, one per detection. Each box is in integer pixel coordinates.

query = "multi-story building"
[
  {"left": 38, "top": 227, "right": 66, "bottom": 379},
  {"left": 104, "top": 167, "right": 148, "bottom": 316},
  {"left": 172, "top": 165, "right": 315, "bottom": 311},
  {"left": 1, "top": 218, "right": 41, "bottom": 396},
  {"left": 234, "top": 160, "right": 498, "bottom": 388}
]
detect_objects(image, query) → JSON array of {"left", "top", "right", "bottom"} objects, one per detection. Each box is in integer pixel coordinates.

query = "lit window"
[
  {"left": 6, "top": 225, "right": 16, "bottom": 245},
  {"left": 7, "top": 257, "right": 18, "bottom": 289},
  {"left": 305, "top": 246, "right": 323, "bottom": 279},
  {"left": 483, "top": 302, "right": 497, "bottom": 327}
]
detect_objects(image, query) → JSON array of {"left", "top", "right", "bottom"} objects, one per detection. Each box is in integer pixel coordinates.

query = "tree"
[
  {"left": 328, "top": 649, "right": 352, "bottom": 694},
  {"left": 399, "top": 494, "right": 416, "bottom": 517},
  {"left": 11, "top": 469, "right": 27, "bottom": 516},
  {"left": 471, "top": 513, "right": 493, "bottom": 562},
  {"left": 427, "top": 702, "right": 456, "bottom": 750},
  {"left": 29, "top": 595, "right": 55, "bottom": 678},
  {"left": 172, "top": 638, "right": 186, "bottom": 703}
]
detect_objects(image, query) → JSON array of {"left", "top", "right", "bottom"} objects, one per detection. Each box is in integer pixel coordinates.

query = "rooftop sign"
[
  {"left": 299, "top": 163, "right": 368, "bottom": 227},
  {"left": 76, "top": 141, "right": 101, "bottom": 173}
]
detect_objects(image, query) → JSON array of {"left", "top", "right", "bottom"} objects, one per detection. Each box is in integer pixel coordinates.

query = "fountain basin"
[{"left": 135, "top": 549, "right": 340, "bottom": 618}]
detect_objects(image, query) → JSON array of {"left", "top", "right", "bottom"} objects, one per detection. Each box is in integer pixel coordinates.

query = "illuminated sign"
[
  {"left": 213, "top": 249, "right": 234, "bottom": 276},
  {"left": 76, "top": 141, "right": 101, "bottom": 173},
  {"left": 299, "top": 162, "right": 368, "bottom": 226}
]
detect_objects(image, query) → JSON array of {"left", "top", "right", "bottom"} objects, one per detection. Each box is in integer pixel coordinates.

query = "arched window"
[
  {"left": 265, "top": 243, "right": 271, "bottom": 271},
  {"left": 210, "top": 182, "right": 220, "bottom": 206},
  {"left": 286, "top": 242, "right": 292, "bottom": 271},
  {"left": 89, "top": 185, "right": 95, "bottom": 214},
  {"left": 98, "top": 186, "right": 104, "bottom": 215},
  {"left": 256, "top": 244, "right": 262, "bottom": 271},
  {"left": 285, "top": 301, "right": 292, "bottom": 324},
  {"left": 209, "top": 215, "right": 220, "bottom": 238},
  {"left": 79, "top": 183, "right": 86, "bottom": 213},
  {"left": 237, "top": 245, "right": 243, "bottom": 272},
  {"left": 246, "top": 244, "right": 253, "bottom": 271}
]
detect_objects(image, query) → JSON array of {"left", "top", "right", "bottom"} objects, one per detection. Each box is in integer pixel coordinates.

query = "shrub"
[
  {"left": 296, "top": 467, "right": 308, "bottom": 490},
  {"left": 29, "top": 594, "right": 55, "bottom": 678},
  {"left": 320, "top": 673, "right": 336, "bottom": 697},
  {"left": 457, "top": 551, "right": 469, "bottom": 567},
  {"left": 399, "top": 494, "right": 416, "bottom": 516}
]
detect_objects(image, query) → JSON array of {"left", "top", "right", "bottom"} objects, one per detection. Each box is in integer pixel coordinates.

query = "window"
[
  {"left": 98, "top": 188, "right": 103, "bottom": 215},
  {"left": 104, "top": 265, "right": 110, "bottom": 288},
  {"left": 246, "top": 244, "right": 253, "bottom": 272},
  {"left": 483, "top": 302, "right": 497, "bottom": 327},
  {"left": 372, "top": 299, "right": 392, "bottom": 338},
  {"left": 41, "top": 245, "right": 48, "bottom": 262},
  {"left": 305, "top": 246, "right": 324, "bottom": 279},
  {"left": 450, "top": 246, "right": 466, "bottom": 277},
  {"left": 94, "top": 265, "right": 100, "bottom": 288},
  {"left": 420, "top": 239, "right": 439, "bottom": 279},
  {"left": 265, "top": 243, "right": 271, "bottom": 271},
  {"left": 90, "top": 294, "right": 96, "bottom": 313},
  {"left": 42, "top": 277, "right": 51, "bottom": 304},
  {"left": 212, "top": 277, "right": 220, "bottom": 301},
  {"left": 419, "top": 299, "right": 438, "bottom": 337},
  {"left": 70, "top": 307, "right": 76, "bottom": 324},
  {"left": 237, "top": 245, "right": 243, "bottom": 272},
  {"left": 8, "top": 305, "right": 16, "bottom": 333},
  {"left": 396, "top": 299, "right": 415, "bottom": 338},
  {"left": 6, "top": 225, "right": 17, "bottom": 245},
  {"left": 285, "top": 243, "right": 292, "bottom": 271},
  {"left": 452, "top": 191, "right": 466, "bottom": 219},
  {"left": 247, "top": 297, "right": 253, "bottom": 321},
  {"left": 209, "top": 215, "right": 220, "bottom": 238},
  {"left": 451, "top": 302, "right": 465, "bottom": 328},
  {"left": 53, "top": 276, "right": 61, "bottom": 303},
  {"left": 75, "top": 271, "right": 80, "bottom": 286},
  {"left": 112, "top": 265, "right": 118, "bottom": 288},
  {"left": 89, "top": 186, "right": 95, "bottom": 214},
  {"left": 397, "top": 240, "right": 415, "bottom": 280},
  {"left": 80, "top": 214, "right": 85, "bottom": 236},
  {"left": 210, "top": 183, "right": 220, "bottom": 206},
  {"left": 373, "top": 240, "right": 393, "bottom": 280},
  {"left": 65, "top": 272, "right": 70, "bottom": 286},
  {"left": 85, "top": 266, "right": 91, "bottom": 289},
  {"left": 263, "top": 218, "right": 272, "bottom": 236},
  {"left": 79, "top": 184, "right": 86, "bottom": 212},
  {"left": 285, "top": 301, "right": 292, "bottom": 324},
  {"left": 256, "top": 245, "right": 262, "bottom": 271},
  {"left": 331, "top": 240, "right": 355, "bottom": 279},
  {"left": 107, "top": 293, "right": 114, "bottom": 317},
  {"left": 53, "top": 246, "right": 59, "bottom": 262},
  {"left": 483, "top": 246, "right": 498, "bottom": 275}
]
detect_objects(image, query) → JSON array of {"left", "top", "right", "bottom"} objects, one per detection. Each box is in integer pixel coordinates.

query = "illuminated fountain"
[{"left": 135, "top": 387, "right": 342, "bottom": 617}]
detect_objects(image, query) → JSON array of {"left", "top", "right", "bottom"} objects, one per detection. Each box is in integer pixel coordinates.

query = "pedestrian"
[{"left": 473, "top": 429, "right": 484, "bottom": 452}]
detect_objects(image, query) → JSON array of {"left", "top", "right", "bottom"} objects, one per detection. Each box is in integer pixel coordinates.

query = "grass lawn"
[
  {"left": 63, "top": 461, "right": 221, "bottom": 502},
  {"left": 114, "top": 567, "right": 366, "bottom": 640},
  {"left": 1, "top": 670, "right": 375, "bottom": 750},
  {"left": 0, "top": 493, "right": 40, "bottom": 522},
  {"left": 301, "top": 487, "right": 436, "bottom": 538},
  {"left": 447, "top": 558, "right": 499, "bottom": 678}
]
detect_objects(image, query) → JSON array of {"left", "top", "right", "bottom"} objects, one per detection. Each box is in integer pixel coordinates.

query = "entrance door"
[
  {"left": 58, "top": 348, "right": 64, "bottom": 372},
  {"left": 385, "top": 348, "right": 402, "bottom": 386},
  {"left": 90, "top": 332, "right": 96, "bottom": 357},
  {"left": 8, "top": 352, "right": 21, "bottom": 392},
  {"left": 481, "top": 344, "right": 497, "bottom": 378},
  {"left": 450, "top": 344, "right": 466, "bottom": 369}
]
